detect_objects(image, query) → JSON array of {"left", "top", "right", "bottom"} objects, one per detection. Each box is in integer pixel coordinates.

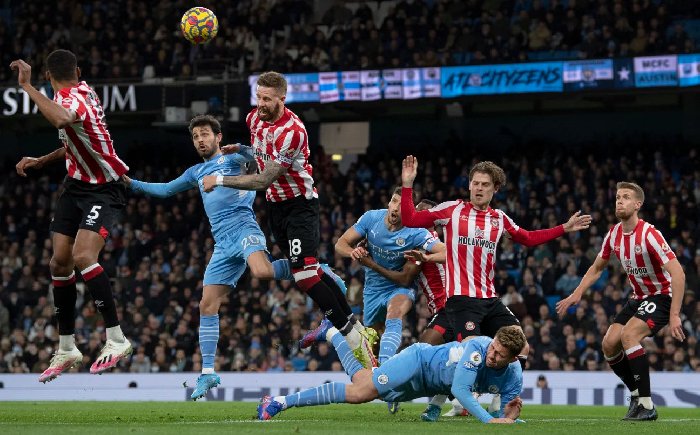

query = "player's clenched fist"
[
  {"left": 10, "top": 59, "right": 32, "bottom": 87},
  {"left": 201, "top": 175, "right": 218, "bottom": 192}
]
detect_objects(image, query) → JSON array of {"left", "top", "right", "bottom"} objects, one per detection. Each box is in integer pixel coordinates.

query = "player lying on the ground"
[{"left": 258, "top": 325, "right": 525, "bottom": 424}]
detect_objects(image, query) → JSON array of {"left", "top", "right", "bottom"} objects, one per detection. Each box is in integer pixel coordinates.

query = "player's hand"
[
  {"left": 10, "top": 59, "right": 32, "bottom": 87},
  {"left": 669, "top": 314, "right": 686, "bottom": 341},
  {"left": 563, "top": 210, "right": 592, "bottom": 232},
  {"left": 401, "top": 155, "right": 418, "bottom": 187},
  {"left": 555, "top": 292, "right": 581, "bottom": 317},
  {"left": 15, "top": 156, "right": 43, "bottom": 177},
  {"left": 488, "top": 418, "right": 515, "bottom": 424},
  {"left": 404, "top": 249, "right": 427, "bottom": 263},
  {"left": 121, "top": 175, "right": 132, "bottom": 186},
  {"left": 201, "top": 175, "right": 218, "bottom": 192},
  {"left": 220, "top": 143, "right": 241, "bottom": 155},
  {"left": 350, "top": 246, "right": 369, "bottom": 260},
  {"left": 503, "top": 396, "right": 523, "bottom": 420}
]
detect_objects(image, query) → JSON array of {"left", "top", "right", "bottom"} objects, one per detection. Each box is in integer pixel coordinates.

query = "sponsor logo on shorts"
[
  {"left": 465, "top": 321, "right": 476, "bottom": 331},
  {"left": 377, "top": 374, "right": 389, "bottom": 385}
]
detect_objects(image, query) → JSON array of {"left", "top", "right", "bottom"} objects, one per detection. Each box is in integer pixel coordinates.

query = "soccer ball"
[{"left": 180, "top": 7, "right": 218, "bottom": 45}]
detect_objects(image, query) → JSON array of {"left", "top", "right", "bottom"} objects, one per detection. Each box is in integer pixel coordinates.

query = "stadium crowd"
[
  {"left": 1, "top": 139, "right": 699, "bottom": 376},
  {"left": 1, "top": 0, "right": 699, "bottom": 83}
]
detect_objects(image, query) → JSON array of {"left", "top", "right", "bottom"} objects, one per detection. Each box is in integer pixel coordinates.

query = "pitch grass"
[{"left": 0, "top": 402, "right": 697, "bottom": 434}]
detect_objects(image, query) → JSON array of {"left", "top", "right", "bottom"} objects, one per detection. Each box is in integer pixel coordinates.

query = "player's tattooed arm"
[
  {"left": 201, "top": 161, "right": 286, "bottom": 192},
  {"left": 16, "top": 147, "right": 66, "bottom": 176}
]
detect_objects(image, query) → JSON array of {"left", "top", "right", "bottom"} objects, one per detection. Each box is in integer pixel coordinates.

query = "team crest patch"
[
  {"left": 465, "top": 321, "right": 476, "bottom": 331},
  {"left": 634, "top": 245, "right": 642, "bottom": 254},
  {"left": 217, "top": 156, "right": 225, "bottom": 164},
  {"left": 475, "top": 228, "right": 485, "bottom": 239},
  {"left": 377, "top": 374, "right": 389, "bottom": 385},
  {"left": 396, "top": 237, "right": 406, "bottom": 247},
  {"left": 661, "top": 243, "right": 670, "bottom": 252},
  {"left": 469, "top": 351, "right": 482, "bottom": 365},
  {"left": 489, "top": 385, "right": 499, "bottom": 394},
  {"left": 266, "top": 132, "right": 274, "bottom": 143},
  {"left": 490, "top": 218, "right": 499, "bottom": 228}
]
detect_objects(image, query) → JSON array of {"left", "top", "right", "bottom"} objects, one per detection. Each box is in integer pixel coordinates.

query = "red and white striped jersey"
[
  {"left": 416, "top": 231, "right": 447, "bottom": 314},
  {"left": 599, "top": 219, "right": 675, "bottom": 300},
  {"left": 54, "top": 82, "right": 128, "bottom": 183},
  {"left": 246, "top": 107, "right": 317, "bottom": 202},
  {"left": 400, "top": 191, "right": 565, "bottom": 300}
]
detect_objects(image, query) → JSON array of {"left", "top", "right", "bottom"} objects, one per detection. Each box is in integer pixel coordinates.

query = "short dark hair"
[
  {"left": 393, "top": 186, "right": 416, "bottom": 203},
  {"left": 188, "top": 114, "right": 222, "bottom": 136},
  {"left": 418, "top": 199, "right": 437, "bottom": 208},
  {"left": 469, "top": 161, "right": 506, "bottom": 190},
  {"left": 257, "top": 71, "right": 287, "bottom": 96},
  {"left": 46, "top": 49, "right": 78, "bottom": 81}
]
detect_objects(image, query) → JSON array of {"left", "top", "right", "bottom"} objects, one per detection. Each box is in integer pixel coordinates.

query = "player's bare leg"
[
  {"left": 40, "top": 233, "right": 82, "bottom": 383},
  {"left": 190, "top": 284, "right": 228, "bottom": 400},
  {"left": 620, "top": 318, "right": 657, "bottom": 421}
]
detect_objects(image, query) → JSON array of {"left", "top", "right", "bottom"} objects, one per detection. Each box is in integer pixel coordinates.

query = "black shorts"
[
  {"left": 445, "top": 296, "right": 520, "bottom": 341},
  {"left": 50, "top": 177, "right": 126, "bottom": 239},
  {"left": 426, "top": 308, "right": 455, "bottom": 342},
  {"left": 613, "top": 294, "right": 672, "bottom": 336},
  {"left": 268, "top": 196, "right": 319, "bottom": 269}
]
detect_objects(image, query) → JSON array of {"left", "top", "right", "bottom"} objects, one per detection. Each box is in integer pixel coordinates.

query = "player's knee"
[
  {"left": 249, "top": 261, "right": 272, "bottom": 279},
  {"left": 72, "top": 251, "right": 97, "bottom": 271},
  {"left": 49, "top": 256, "right": 73, "bottom": 275},
  {"left": 601, "top": 333, "right": 620, "bottom": 356},
  {"left": 199, "top": 297, "right": 221, "bottom": 316}
]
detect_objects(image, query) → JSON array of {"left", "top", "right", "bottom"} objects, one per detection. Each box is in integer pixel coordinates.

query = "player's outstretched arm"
[
  {"left": 201, "top": 161, "right": 286, "bottom": 192},
  {"left": 507, "top": 210, "right": 592, "bottom": 247},
  {"left": 663, "top": 258, "right": 686, "bottom": 341},
  {"left": 10, "top": 60, "right": 76, "bottom": 129},
  {"left": 451, "top": 369, "right": 504, "bottom": 423},
  {"left": 16, "top": 148, "right": 66, "bottom": 177},
  {"left": 556, "top": 255, "right": 608, "bottom": 317},
  {"left": 127, "top": 171, "right": 196, "bottom": 198}
]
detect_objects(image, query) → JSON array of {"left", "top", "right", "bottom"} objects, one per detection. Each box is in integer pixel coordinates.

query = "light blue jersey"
[
  {"left": 130, "top": 150, "right": 256, "bottom": 240},
  {"left": 353, "top": 209, "right": 438, "bottom": 325},
  {"left": 129, "top": 147, "right": 267, "bottom": 287},
  {"left": 372, "top": 336, "right": 522, "bottom": 423}
]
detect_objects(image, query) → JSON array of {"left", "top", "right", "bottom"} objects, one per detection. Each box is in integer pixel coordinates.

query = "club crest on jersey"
[
  {"left": 490, "top": 218, "right": 499, "bottom": 228},
  {"left": 217, "top": 156, "right": 225, "bottom": 164},
  {"left": 661, "top": 243, "right": 670, "bottom": 252},
  {"left": 465, "top": 321, "right": 476, "bottom": 331},
  {"left": 469, "top": 351, "right": 481, "bottom": 364},
  {"left": 489, "top": 385, "right": 500, "bottom": 394},
  {"left": 377, "top": 374, "right": 389, "bottom": 385},
  {"left": 475, "top": 227, "right": 485, "bottom": 239},
  {"left": 395, "top": 237, "right": 406, "bottom": 247},
  {"left": 266, "top": 132, "right": 274, "bottom": 144},
  {"left": 634, "top": 245, "right": 642, "bottom": 254}
]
